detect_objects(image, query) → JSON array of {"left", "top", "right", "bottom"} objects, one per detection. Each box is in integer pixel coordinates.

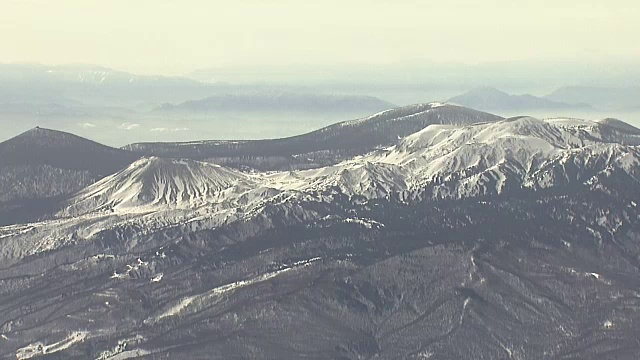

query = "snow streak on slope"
[
  {"left": 16, "top": 331, "right": 89, "bottom": 360},
  {"left": 153, "top": 257, "right": 322, "bottom": 321}
]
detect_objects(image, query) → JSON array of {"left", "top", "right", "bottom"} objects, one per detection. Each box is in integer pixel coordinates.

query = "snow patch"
[
  {"left": 110, "top": 271, "right": 127, "bottom": 280},
  {"left": 343, "top": 218, "right": 385, "bottom": 229},
  {"left": 102, "top": 349, "right": 151, "bottom": 360},
  {"left": 96, "top": 335, "right": 146, "bottom": 360},
  {"left": 16, "top": 331, "right": 88, "bottom": 359},
  {"left": 111, "top": 258, "right": 151, "bottom": 280}
]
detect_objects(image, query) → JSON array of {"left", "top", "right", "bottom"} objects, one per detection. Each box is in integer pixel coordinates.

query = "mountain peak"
[
  {"left": 0, "top": 127, "right": 139, "bottom": 175},
  {"left": 11, "top": 126, "right": 96, "bottom": 146},
  {"left": 62, "top": 157, "right": 251, "bottom": 215},
  {"left": 21, "top": 126, "right": 64, "bottom": 136}
]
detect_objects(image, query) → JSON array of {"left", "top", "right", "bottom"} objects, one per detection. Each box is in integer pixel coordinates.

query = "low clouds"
[
  {"left": 118, "top": 122, "right": 190, "bottom": 133},
  {"left": 79, "top": 123, "right": 191, "bottom": 133},
  {"left": 150, "top": 127, "right": 189, "bottom": 132},
  {"left": 119, "top": 123, "right": 141, "bottom": 130}
]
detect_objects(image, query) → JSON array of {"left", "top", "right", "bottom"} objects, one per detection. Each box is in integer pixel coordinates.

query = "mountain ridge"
[
  {"left": 3, "top": 109, "right": 639, "bottom": 261},
  {"left": 125, "top": 103, "right": 504, "bottom": 170}
]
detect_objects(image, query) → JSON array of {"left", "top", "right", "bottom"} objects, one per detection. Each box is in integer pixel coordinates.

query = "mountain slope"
[
  {"left": 448, "top": 87, "right": 591, "bottom": 111},
  {"left": 0, "top": 127, "right": 138, "bottom": 174},
  {"left": 2, "top": 173, "right": 640, "bottom": 359},
  {"left": 0, "top": 127, "right": 139, "bottom": 224}
]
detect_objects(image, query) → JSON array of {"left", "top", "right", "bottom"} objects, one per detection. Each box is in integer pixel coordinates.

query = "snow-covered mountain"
[
  {"left": 125, "top": 103, "right": 503, "bottom": 170},
  {"left": 62, "top": 157, "right": 253, "bottom": 216},
  {"left": 249, "top": 115, "right": 640, "bottom": 203},
  {"left": 3, "top": 107, "right": 639, "bottom": 261},
  {"left": 2, "top": 104, "right": 640, "bottom": 359},
  {"left": 372, "top": 116, "right": 640, "bottom": 199}
]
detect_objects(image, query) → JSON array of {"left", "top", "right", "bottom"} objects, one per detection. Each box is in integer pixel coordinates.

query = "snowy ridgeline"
[
  {"left": 62, "top": 115, "right": 640, "bottom": 213},
  {"left": 1, "top": 113, "right": 639, "bottom": 261}
]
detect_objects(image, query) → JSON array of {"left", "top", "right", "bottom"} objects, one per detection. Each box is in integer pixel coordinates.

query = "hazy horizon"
[
  {"left": 2, "top": 0, "right": 639, "bottom": 75},
  {"left": 2, "top": 0, "right": 640, "bottom": 146}
]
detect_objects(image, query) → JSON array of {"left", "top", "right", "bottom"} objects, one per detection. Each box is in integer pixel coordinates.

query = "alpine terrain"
[{"left": 1, "top": 103, "right": 640, "bottom": 359}]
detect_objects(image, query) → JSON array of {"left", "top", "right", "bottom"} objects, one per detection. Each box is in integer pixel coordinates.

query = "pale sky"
[{"left": 1, "top": 0, "right": 638, "bottom": 75}]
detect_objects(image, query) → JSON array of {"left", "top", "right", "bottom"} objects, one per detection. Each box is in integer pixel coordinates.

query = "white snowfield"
[{"left": 1, "top": 111, "right": 639, "bottom": 261}]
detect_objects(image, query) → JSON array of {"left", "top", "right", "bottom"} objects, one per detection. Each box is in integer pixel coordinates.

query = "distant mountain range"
[
  {"left": 449, "top": 86, "right": 640, "bottom": 113},
  {"left": 0, "top": 63, "right": 396, "bottom": 113},
  {"left": 2, "top": 103, "right": 640, "bottom": 359},
  {"left": 448, "top": 87, "right": 592, "bottom": 111},
  {"left": 3, "top": 63, "right": 639, "bottom": 115},
  {"left": 546, "top": 86, "right": 640, "bottom": 111},
  {"left": 0, "top": 63, "right": 215, "bottom": 108},
  {"left": 154, "top": 92, "right": 396, "bottom": 115}
]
